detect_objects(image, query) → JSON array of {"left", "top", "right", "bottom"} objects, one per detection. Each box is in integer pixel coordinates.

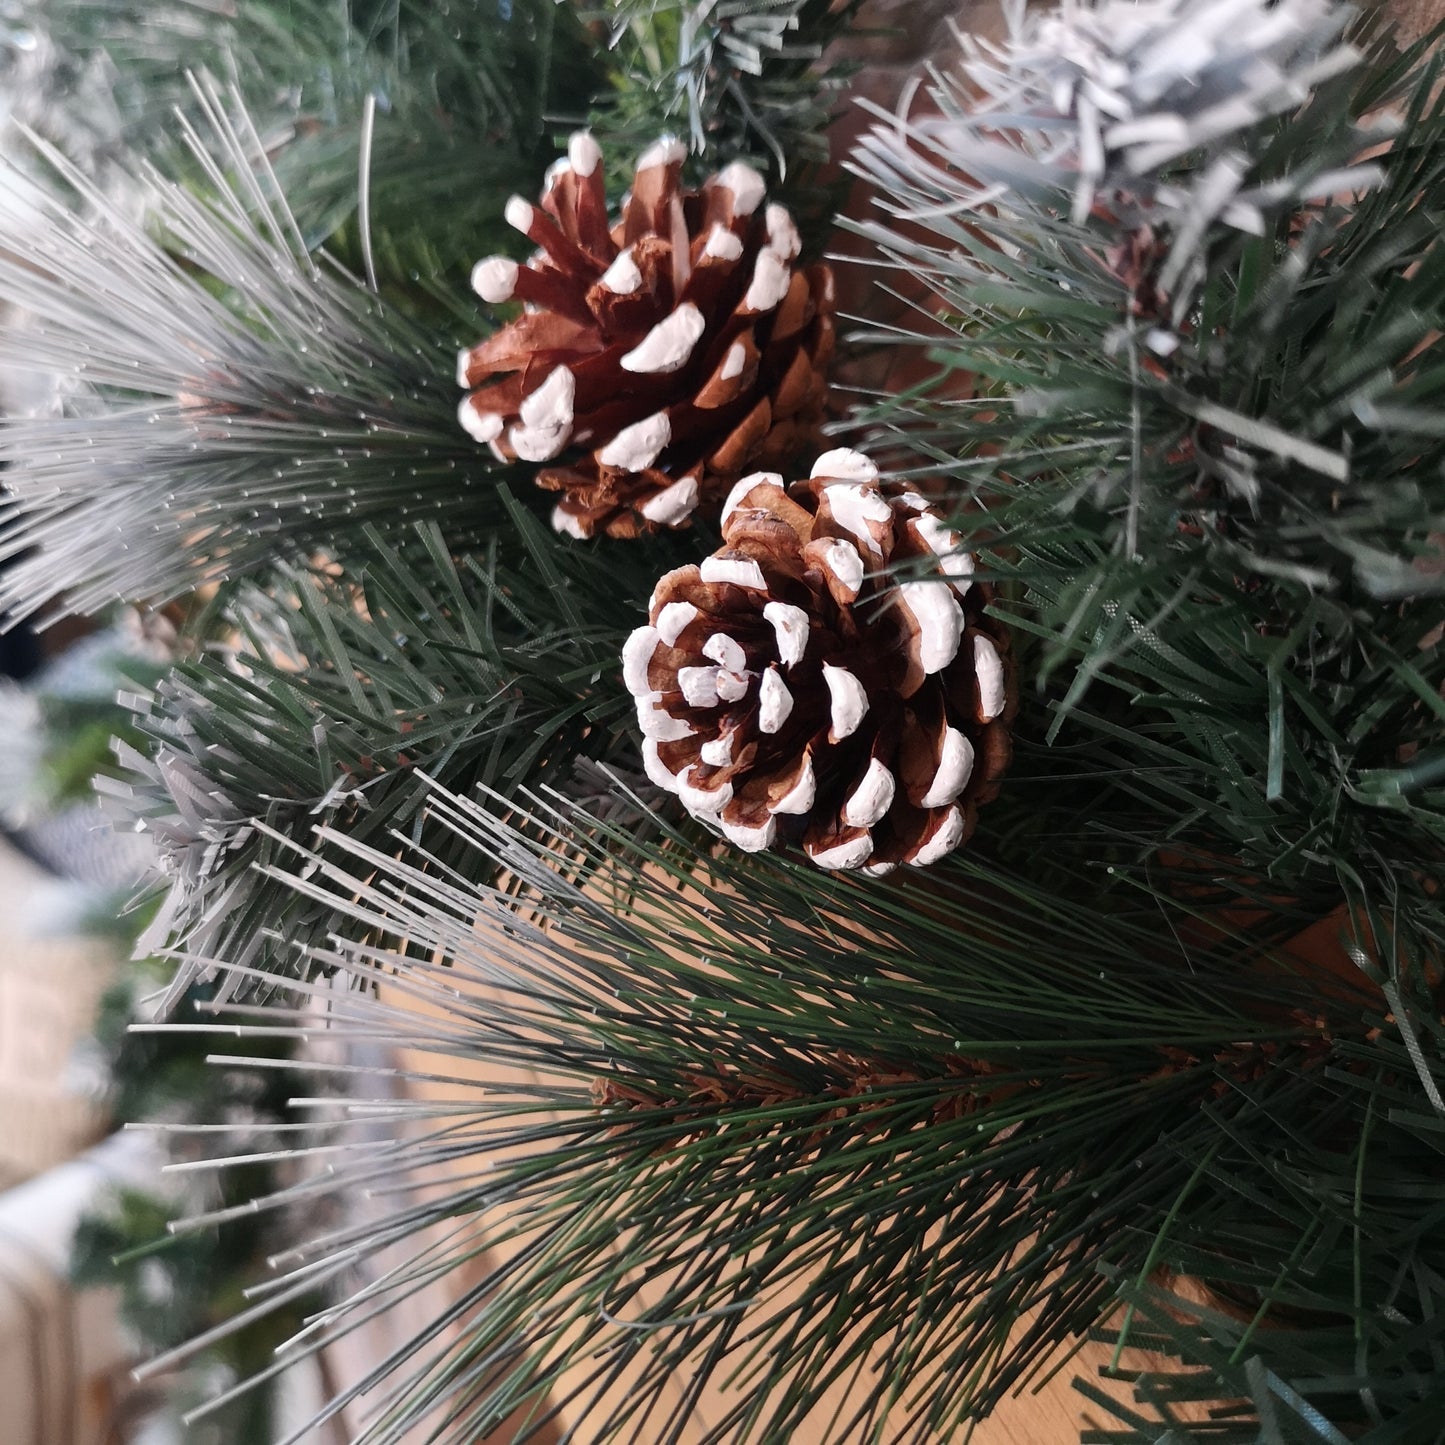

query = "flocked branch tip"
[{"left": 851, "top": 0, "right": 1380, "bottom": 314}]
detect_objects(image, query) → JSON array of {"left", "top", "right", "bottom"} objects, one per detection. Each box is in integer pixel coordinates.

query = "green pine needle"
[
  {"left": 99, "top": 510, "right": 684, "bottom": 1005},
  {"left": 844, "top": 2, "right": 1445, "bottom": 999},
  {"left": 130, "top": 781, "right": 1439, "bottom": 1442}
]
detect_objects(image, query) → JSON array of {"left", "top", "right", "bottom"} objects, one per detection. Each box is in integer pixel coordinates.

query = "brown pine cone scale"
[
  {"left": 624, "top": 449, "right": 1014, "bottom": 871},
  {"left": 459, "top": 134, "right": 835, "bottom": 539}
]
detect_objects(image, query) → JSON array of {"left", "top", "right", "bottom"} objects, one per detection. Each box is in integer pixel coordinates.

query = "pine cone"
[
  {"left": 458, "top": 133, "right": 835, "bottom": 539},
  {"left": 623, "top": 449, "right": 1013, "bottom": 871}
]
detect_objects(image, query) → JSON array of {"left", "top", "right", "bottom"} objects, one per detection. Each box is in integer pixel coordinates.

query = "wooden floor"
[{"left": 955, "top": 1333, "right": 1154, "bottom": 1445}]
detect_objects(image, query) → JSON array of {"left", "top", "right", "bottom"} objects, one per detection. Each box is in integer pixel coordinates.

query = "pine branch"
[
  {"left": 843, "top": 0, "right": 1445, "bottom": 996},
  {"left": 131, "top": 779, "right": 1443, "bottom": 1443},
  {"left": 848, "top": 1, "right": 1426, "bottom": 598},
  {"left": 99, "top": 513, "right": 682, "bottom": 1004},
  {"left": 0, "top": 78, "right": 520, "bottom": 618},
  {"left": 1076, "top": 1260, "right": 1445, "bottom": 1441},
  {"left": 20, "top": 0, "right": 607, "bottom": 288},
  {"left": 585, "top": 0, "right": 865, "bottom": 231},
  {"left": 15, "top": 5, "right": 1440, "bottom": 1440},
  {"left": 24, "top": 0, "right": 867, "bottom": 286},
  {"left": 587, "top": 0, "right": 860, "bottom": 161}
]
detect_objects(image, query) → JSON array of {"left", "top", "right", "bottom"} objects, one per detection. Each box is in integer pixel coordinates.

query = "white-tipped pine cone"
[
  {"left": 624, "top": 449, "right": 1013, "bottom": 871},
  {"left": 458, "top": 133, "right": 835, "bottom": 539}
]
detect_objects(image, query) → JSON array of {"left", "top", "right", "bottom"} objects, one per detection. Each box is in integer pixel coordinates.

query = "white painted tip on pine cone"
[
  {"left": 471, "top": 256, "right": 518, "bottom": 303},
  {"left": 598, "top": 247, "right": 642, "bottom": 294},
  {"left": 808, "top": 830, "right": 875, "bottom": 871},
  {"left": 763, "top": 601, "right": 810, "bottom": 667},
  {"left": 764, "top": 204, "right": 803, "bottom": 261},
  {"left": 757, "top": 667, "right": 795, "bottom": 734},
  {"left": 844, "top": 757, "right": 897, "bottom": 829},
  {"left": 656, "top": 600, "right": 698, "bottom": 647},
  {"left": 567, "top": 130, "right": 602, "bottom": 177},
  {"left": 721, "top": 471, "right": 784, "bottom": 524},
  {"left": 896, "top": 579, "right": 965, "bottom": 674},
  {"left": 599, "top": 411, "right": 671, "bottom": 471},
  {"left": 622, "top": 626, "right": 661, "bottom": 694},
  {"left": 817, "top": 538, "right": 865, "bottom": 598},
  {"left": 713, "top": 161, "right": 767, "bottom": 215},
  {"left": 823, "top": 663, "right": 869, "bottom": 740},
  {"left": 704, "top": 225, "right": 745, "bottom": 262},
  {"left": 639, "top": 473, "right": 699, "bottom": 525},
  {"left": 974, "top": 633, "right": 1008, "bottom": 720},
  {"left": 823, "top": 483, "right": 892, "bottom": 557},
  {"left": 911, "top": 509, "right": 975, "bottom": 595},
  {"left": 721, "top": 814, "right": 776, "bottom": 852},
  {"left": 620, "top": 303, "right": 706, "bottom": 373},
  {"left": 702, "top": 632, "right": 748, "bottom": 672},
  {"left": 457, "top": 397, "right": 503, "bottom": 444},
  {"left": 921, "top": 728, "right": 975, "bottom": 808},
  {"left": 636, "top": 691, "right": 694, "bottom": 742},
  {"left": 810, "top": 448, "right": 878, "bottom": 482},
  {"left": 699, "top": 554, "right": 767, "bottom": 591},
  {"left": 510, "top": 365, "right": 575, "bottom": 460},
  {"left": 551, "top": 505, "right": 590, "bottom": 539},
  {"left": 908, "top": 805, "right": 966, "bottom": 867},
  {"left": 678, "top": 665, "right": 721, "bottom": 709},
  {"left": 743, "top": 251, "right": 791, "bottom": 313},
  {"left": 503, "top": 196, "right": 534, "bottom": 236},
  {"left": 772, "top": 753, "right": 816, "bottom": 814},
  {"left": 637, "top": 135, "right": 687, "bottom": 172}
]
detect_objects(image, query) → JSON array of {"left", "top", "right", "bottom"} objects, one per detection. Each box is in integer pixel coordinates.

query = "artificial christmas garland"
[{"left": 0, "top": 0, "right": 1440, "bottom": 1441}]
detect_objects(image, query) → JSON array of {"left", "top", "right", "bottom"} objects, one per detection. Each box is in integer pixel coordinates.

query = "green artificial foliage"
[
  {"left": 583, "top": 0, "right": 866, "bottom": 236},
  {"left": 15, "top": 0, "right": 606, "bottom": 290},
  {"left": 846, "top": 6, "right": 1445, "bottom": 1003},
  {"left": 140, "top": 782, "right": 1438, "bottom": 1442},
  {"left": 0, "top": 85, "right": 502, "bottom": 617},
  {"left": 13, "top": 0, "right": 860, "bottom": 292},
  {"left": 0, "top": 0, "right": 1434, "bottom": 1440},
  {"left": 586, "top": 0, "right": 862, "bottom": 169},
  {"left": 103, "top": 512, "right": 681, "bottom": 1002}
]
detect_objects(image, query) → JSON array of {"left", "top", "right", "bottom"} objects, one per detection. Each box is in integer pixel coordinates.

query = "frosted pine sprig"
[
  {"left": 0, "top": 78, "right": 489, "bottom": 620},
  {"left": 851, "top": 0, "right": 1384, "bottom": 312}
]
